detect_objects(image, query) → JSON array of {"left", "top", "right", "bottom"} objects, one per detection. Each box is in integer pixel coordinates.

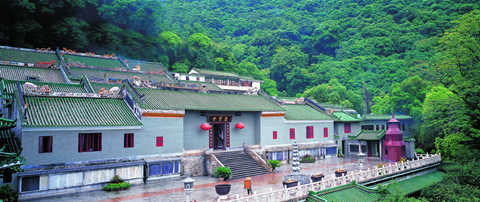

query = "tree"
[
  {"left": 270, "top": 46, "right": 308, "bottom": 95},
  {"left": 421, "top": 85, "right": 471, "bottom": 155},
  {"left": 303, "top": 79, "right": 363, "bottom": 113},
  {"left": 434, "top": 10, "right": 480, "bottom": 143},
  {"left": 158, "top": 31, "right": 183, "bottom": 67}
]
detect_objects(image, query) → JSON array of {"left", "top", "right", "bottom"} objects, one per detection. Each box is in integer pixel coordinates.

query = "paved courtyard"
[{"left": 28, "top": 157, "right": 382, "bottom": 202}]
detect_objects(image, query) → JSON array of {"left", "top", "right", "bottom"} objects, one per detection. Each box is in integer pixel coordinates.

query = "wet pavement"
[{"left": 28, "top": 157, "right": 382, "bottom": 202}]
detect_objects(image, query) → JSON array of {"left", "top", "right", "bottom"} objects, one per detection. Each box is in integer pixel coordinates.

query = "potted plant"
[
  {"left": 214, "top": 166, "right": 232, "bottom": 196},
  {"left": 268, "top": 160, "right": 281, "bottom": 172},
  {"left": 282, "top": 178, "right": 298, "bottom": 188},
  {"left": 214, "top": 166, "right": 232, "bottom": 181},
  {"left": 310, "top": 173, "right": 324, "bottom": 182},
  {"left": 335, "top": 168, "right": 347, "bottom": 177}
]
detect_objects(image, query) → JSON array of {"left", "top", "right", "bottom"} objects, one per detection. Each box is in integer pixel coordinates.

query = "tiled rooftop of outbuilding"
[
  {"left": 332, "top": 111, "right": 361, "bottom": 122},
  {"left": 64, "top": 54, "right": 124, "bottom": 69},
  {"left": 22, "top": 95, "right": 142, "bottom": 128},
  {"left": 0, "top": 48, "right": 58, "bottom": 64},
  {"left": 363, "top": 114, "right": 411, "bottom": 120},
  {"left": 309, "top": 182, "right": 381, "bottom": 202},
  {"left": 0, "top": 64, "right": 65, "bottom": 83},
  {"left": 385, "top": 171, "right": 444, "bottom": 195},
  {"left": 282, "top": 104, "right": 333, "bottom": 120},
  {"left": 1, "top": 79, "right": 86, "bottom": 95},
  {"left": 68, "top": 67, "right": 171, "bottom": 83},
  {"left": 354, "top": 130, "right": 386, "bottom": 140},
  {"left": 135, "top": 88, "right": 284, "bottom": 112}
]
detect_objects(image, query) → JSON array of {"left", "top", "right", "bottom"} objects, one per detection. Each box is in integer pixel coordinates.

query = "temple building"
[{"left": 0, "top": 45, "right": 414, "bottom": 199}]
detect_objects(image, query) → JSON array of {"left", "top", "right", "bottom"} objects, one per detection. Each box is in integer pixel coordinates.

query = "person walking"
[{"left": 244, "top": 177, "right": 252, "bottom": 195}]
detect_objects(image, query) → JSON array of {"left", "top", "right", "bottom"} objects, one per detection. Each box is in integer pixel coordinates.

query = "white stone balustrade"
[{"left": 223, "top": 153, "right": 441, "bottom": 202}]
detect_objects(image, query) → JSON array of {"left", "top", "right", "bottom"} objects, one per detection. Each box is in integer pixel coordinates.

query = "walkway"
[{"left": 27, "top": 157, "right": 382, "bottom": 202}]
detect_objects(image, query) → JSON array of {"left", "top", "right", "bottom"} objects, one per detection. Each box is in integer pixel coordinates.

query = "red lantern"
[
  {"left": 200, "top": 123, "right": 212, "bottom": 131},
  {"left": 235, "top": 122, "right": 245, "bottom": 129}
]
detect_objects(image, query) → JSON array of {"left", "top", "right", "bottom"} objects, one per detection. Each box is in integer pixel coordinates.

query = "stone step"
[{"left": 214, "top": 151, "right": 270, "bottom": 180}]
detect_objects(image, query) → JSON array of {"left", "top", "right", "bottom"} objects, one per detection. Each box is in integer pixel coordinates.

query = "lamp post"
[{"left": 183, "top": 177, "right": 194, "bottom": 202}]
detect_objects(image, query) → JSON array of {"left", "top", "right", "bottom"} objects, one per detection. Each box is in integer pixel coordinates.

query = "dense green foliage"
[
  {"left": 268, "top": 160, "right": 281, "bottom": 171},
  {"left": 103, "top": 175, "right": 131, "bottom": 191},
  {"left": 0, "top": 184, "right": 18, "bottom": 202},
  {"left": 300, "top": 155, "right": 315, "bottom": 163},
  {"left": 214, "top": 166, "right": 232, "bottom": 180},
  {"left": 419, "top": 162, "right": 480, "bottom": 201}
]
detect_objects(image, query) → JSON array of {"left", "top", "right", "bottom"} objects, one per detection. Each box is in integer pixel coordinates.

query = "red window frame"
[
  {"left": 156, "top": 136, "right": 164, "bottom": 147},
  {"left": 290, "top": 128, "right": 295, "bottom": 139},
  {"left": 39, "top": 136, "right": 52, "bottom": 153},
  {"left": 344, "top": 123, "right": 351, "bottom": 134},
  {"left": 124, "top": 133, "right": 134, "bottom": 148},
  {"left": 78, "top": 133, "right": 102, "bottom": 152},
  {"left": 323, "top": 128, "right": 328, "bottom": 138},
  {"left": 273, "top": 131, "right": 278, "bottom": 140},
  {"left": 306, "top": 126, "right": 314, "bottom": 139}
]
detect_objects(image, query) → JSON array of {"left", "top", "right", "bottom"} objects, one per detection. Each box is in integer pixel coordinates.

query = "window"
[
  {"left": 78, "top": 133, "right": 102, "bottom": 152},
  {"left": 326, "top": 147, "right": 337, "bottom": 155},
  {"left": 21, "top": 176, "right": 39, "bottom": 192},
  {"left": 289, "top": 128, "right": 295, "bottom": 139},
  {"left": 381, "top": 125, "right": 385, "bottom": 130},
  {"left": 149, "top": 160, "right": 181, "bottom": 176},
  {"left": 268, "top": 151, "right": 288, "bottom": 161},
  {"left": 323, "top": 128, "right": 328, "bottom": 138},
  {"left": 306, "top": 126, "right": 314, "bottom": 139},
  {"left": 376, "top": 125, "right": 379, "bottom": 130},
  {"left": 385, "top": 146, "right": 388, "bottom": 155},
  {"left": 344, "top": 123, "right": 351, "bottom": 133},
  {"left": 402, "top": 123, "right": 406, "bottom": 131},
  {"left": 39, "top": 136, "right": 52, "bottom": 153},
  {"left": 124, "top": 133, "right": 134, "bottom": 148},
  {"left": 361, "top": 125, "right": 374, "bottom": 130},
  {"left": 350, "top": 144, "right": 359, "bottom": 152},
  {"left": 273, "top": 131, "right": 278, "bottom": 140},
  {"left": 156, "top": 136, "right": 164, "bottom": 147}
]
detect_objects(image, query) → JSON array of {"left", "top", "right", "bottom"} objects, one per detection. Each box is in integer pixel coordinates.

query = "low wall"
[{"left": 18, "top": 163, "right": 144, "bottom": 200}]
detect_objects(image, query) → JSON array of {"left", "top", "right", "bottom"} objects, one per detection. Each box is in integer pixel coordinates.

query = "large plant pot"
[
  {"left": 215, "top": 184, "right": 231, "bottom": 195},
  {"left": 335, "top": 170, "right": 347, "bottom": 177},
  {"left": 282, "top": 180, "right": 298, "bottom": 188},
  {"left": 311, "top": 174, "right": 324, "bottom": 182}
]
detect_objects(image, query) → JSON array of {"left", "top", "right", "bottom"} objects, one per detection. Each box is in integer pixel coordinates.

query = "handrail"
[
  {"left": 223, "top": 153, "right": 441, "bottom": 202},
  {"left": 211, "top": 153, "right": 224, "bottom": 167},
  {"left": 245, "top": 145, "right": 271, "bottom": 172}
]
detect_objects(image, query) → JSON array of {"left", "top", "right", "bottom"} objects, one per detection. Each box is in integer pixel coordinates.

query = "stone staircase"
[{"left": 215, "top": 150, "right": 270, "bottom": 180}]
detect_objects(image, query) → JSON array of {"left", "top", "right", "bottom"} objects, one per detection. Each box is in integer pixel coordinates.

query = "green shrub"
[
  {"left": 102, "top": 175, "right": 130, "bottom": 192},
  {"left": 102, "top": 181, "right": 131, "bottom": 192},
  {"left": 300, "top": 155, "right": 315, "bottom": 163},
  {"left": 214, "top": 166, "right": 232, "bottom": 180},
  {"left": 415, "top": 148, "right": 425, "bottom": 154},
  {"left": 268, "top": 160, "right": 281, "bottom": 171},
  {"left": 338, "top": 147, "right": 344, "bottom": 157},
  {"left": 0, "top": 184, "right": 18, "bottom": 202}
]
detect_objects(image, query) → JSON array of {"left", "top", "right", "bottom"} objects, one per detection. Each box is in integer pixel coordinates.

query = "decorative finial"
[{"left": 392, "top": 112, "right": 395, "bottom": 119}]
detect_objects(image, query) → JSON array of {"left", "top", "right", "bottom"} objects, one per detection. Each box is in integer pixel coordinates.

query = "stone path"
[{"left": 27, "top": 157, "right": 382, "bottom": 202}]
